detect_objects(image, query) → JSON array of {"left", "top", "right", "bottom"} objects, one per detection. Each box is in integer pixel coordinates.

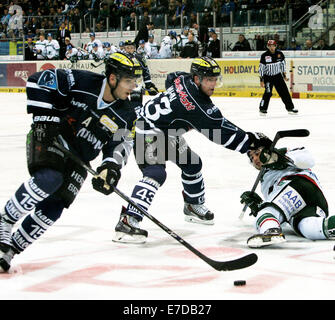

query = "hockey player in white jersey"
[
  {"left": 85, "top": 32, "right": 103, "bottom": 54},
  {"left": 103, "top": 42, "right": 117, "bottom": 58},
  {"left": 65, "top": 44, "right": 79, "bottom": 61},
  {"left": 241, "top": 146, "right": 335, "bottom": 248},
  {"left": 45, "top": 33, "right": 60, "bottom": 60},
  {"left": 34, "top": 33, "right": 48, "bottom": 60},
  {"left": 89, "top": 42, "right": 105, "bottom": 61},
  {"left": 158, "top": 30, "right": 177, "bottom": 58},
  {"left": 144, "top": 34, "right": 159, "bottom": 59}
]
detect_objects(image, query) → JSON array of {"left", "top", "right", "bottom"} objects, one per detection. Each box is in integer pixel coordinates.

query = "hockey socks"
[
  {"left": 126, "top": 177, "right": 160, "bottom": 220},
  {"left": 181, "top": 171, "right": 205, "bottom": 205},
  {"left": 11, "top": 198, "right": 64, "bottom": 253}
]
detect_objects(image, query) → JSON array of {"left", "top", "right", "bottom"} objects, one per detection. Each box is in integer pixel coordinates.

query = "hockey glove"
[
  {"left": 92, "top": 162, "right": 121, "bottom": 195},
  {"left": 32, "top": 115, "right": 61, "bottom": 145},
  {"left": 261, "top": 148, "right": 290, "bottom": 170},
  {"left": 145, "top": 82, "right": 159, "bottom": 96},
  {"left": 240, "top": 191, "right": 263, "bottom": 217},
  {"left": 247, "top": 132, "right": 272, "bottom": 150}
]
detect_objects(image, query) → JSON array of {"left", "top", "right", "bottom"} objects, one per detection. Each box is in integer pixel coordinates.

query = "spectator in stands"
[
  {"left": 192, "top": 22, "right": 209, "bottom": 56},
  {"left": 273, "top": 33, "right": 284, "bottom": 50},
  {"left": 201, "top": 7, "right": 213, "bottom": 28},
  {"left": 316, "top": 39, "right": 329, "bottom": 50},
  {"left": 179, "top": 31, "right": 198, "bottom": 58},
  {"left": 207, "top": 31, "right": 221, "bottom": 58},
  {"left": 255, "top": 34, "right": 265, "bottom": 51},
  {"left": 188, "top": 11, "right": 197, "bottom": 28},
  {"left": 286, "top": 39, "right": 302, "bottom": 50},
  {"left": 24, "top": 35, "right": 36, "bottom": 61},
  {"left": 1, "top": 8, "right": 11, "bottom": 27},
  {"left": 134, "top": 21, "right": 154, "bottom": 47},
  {"left": 125, "top": 11, "right": 137, "bottom": 31},
  {"left": 329, "top": 36, "right": 335, "bottom": 50},
  {"left": 305, "top": 39, "right": 314, "bottom": 50},
  {"left": 232, "top": 34, "right": 251, "bottom": 51},
  {"left": 137, "top": 0, "right": 152, "bottom": 15},
  {"left": 57, "top": 22, "right": 71, "bottom": 60},
  {"left": 150, "top": 0, "right": 169, "bottom": 14}
]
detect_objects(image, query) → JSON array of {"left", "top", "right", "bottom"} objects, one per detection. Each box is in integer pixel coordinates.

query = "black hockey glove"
[
  {"left": 92, "top": 162, "right": 121, "bottom": 195},
  {"left": 32, "top": 115, "right": 61, "bottom": 145},
  {"left": 261, "top": 148, "right": 290, "bottom": 170},
  {"left": 247, "top": 132, "right": 272, "bottom": 150},
  {"left": 240, "top": 191, "right": 263, "bottom": 217},
  {"left": 145, "top": 82, "right": 159, "bottom": 96}
]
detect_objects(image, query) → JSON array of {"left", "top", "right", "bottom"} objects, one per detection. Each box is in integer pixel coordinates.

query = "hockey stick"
[
  {"left": 239, "top": 129, "right": 310, "bottom": 220},
  {"left": 54, "top": 141, "right": 258, "bottom": 271}
]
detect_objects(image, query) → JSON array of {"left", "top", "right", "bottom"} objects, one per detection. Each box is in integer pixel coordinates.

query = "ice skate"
[
  {"left": 0, "top": 243, "right": 15, "bottom": 272},
  {"left": 184, "top": 203, "right": 214, "bottom": 225},
  {"left": 247, "top": 227, "right": 286, "bottom": 248},
  {"left": 113, "top": 207, "right": 148, "bottom": 244},
  {"left": 259, "top": 110, "right": 267, "bottom": 116},
  {"left": 288, "top": 108, "right": 298, "bottom": 115}
]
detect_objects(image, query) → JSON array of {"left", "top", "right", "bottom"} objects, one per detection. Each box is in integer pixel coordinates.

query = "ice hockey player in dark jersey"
[
  {"left": 123, "top": 40, "right": 159, "bottom": 102},
  {"left": 112, "top": 56, "right": 273, "bottom": 244},
  {"left": 0, "top": 52, "right": 142, "bottom": 272}
]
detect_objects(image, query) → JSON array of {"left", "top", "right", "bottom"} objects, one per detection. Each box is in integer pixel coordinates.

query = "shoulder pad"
[{"left": 37, "top": 69, "right": 57, "bottom": 90}]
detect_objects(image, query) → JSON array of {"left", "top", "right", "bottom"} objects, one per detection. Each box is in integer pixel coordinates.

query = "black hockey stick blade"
[
  {"left": 53, "top": 141, "right": 258, "bottom": 272},
  {"left": 205, "top": 252, "right": 258, "bottom": 271},
  {"left": 277, "top": 129, "right": 310, "bottom": 139}
]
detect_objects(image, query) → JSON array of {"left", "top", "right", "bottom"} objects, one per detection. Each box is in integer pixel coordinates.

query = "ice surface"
[{"left": 0, "top": 93, "right": 334, "bottom": 300}]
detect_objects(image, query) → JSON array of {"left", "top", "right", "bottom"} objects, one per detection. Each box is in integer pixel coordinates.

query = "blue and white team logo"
[{"left": 37, "top": 70, "right": 57, "bottom": 90}]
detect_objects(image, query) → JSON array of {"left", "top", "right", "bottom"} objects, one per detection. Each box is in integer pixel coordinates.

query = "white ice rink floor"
[{"left": 0, "top": 93, "right": 334, "bottom": 302}]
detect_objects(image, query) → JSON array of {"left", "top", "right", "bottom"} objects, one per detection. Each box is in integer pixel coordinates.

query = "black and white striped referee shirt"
[{"left": 258, "top": 49, "right": 286, "bottom": 80}]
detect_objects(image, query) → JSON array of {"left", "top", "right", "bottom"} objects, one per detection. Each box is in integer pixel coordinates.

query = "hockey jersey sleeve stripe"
[
  {"left": 27, "top": 99, "right": 53, "bottom": 109},
  {"left": 26, "top": 81, "right": 50, "bottom": 92}
]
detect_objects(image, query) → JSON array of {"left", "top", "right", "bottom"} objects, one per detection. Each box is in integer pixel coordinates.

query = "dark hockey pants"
[{"left": 259, "top": 74, "right": 294, "bottom": 112}]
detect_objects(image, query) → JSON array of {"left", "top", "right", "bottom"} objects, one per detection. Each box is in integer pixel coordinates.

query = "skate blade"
[
  {"left": 184, "top": 215, "right": 214, "bottom": 225},
  {"left": 112, "top": 232, "right": 147, "bottom": 244},
  {"left": 247, "top": 235, "right": 286, "bottom": 248}
]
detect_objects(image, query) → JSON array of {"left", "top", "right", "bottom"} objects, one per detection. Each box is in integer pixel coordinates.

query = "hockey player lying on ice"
[{"left": 241, "top": 146, "right": 335, "bottom": 248}]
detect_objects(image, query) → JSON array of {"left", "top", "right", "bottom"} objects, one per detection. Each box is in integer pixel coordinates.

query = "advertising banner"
[
  {"left": 293, "top": 58, "right": 335, "bottom": 98},
  {"left": 6, "top": 63, "right": 36, "bottom": 87}
]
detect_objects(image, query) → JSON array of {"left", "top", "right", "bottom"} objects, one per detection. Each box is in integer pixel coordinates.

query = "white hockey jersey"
[
  {"left": 45, "top": 39, "right": 60, "bottom": 59},
  {"left": 158, "top": 36, "right": 174, "bottom": 58},
  {"left": 144, "top": 41, "right": 159, "bottom": 59},
  {"left": 261, "top": 148, "right": 322, "bottom": 203},
  {"left": 85, "top": 39, "right": 103, "bottom": 53},
  {"left": 34, "top": 39, "right": 48, "bottom": 60}
]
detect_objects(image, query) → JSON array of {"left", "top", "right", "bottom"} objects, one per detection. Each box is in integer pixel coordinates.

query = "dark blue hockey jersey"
[
  {"left": 136, "top": 72, "right": 251, "bottom": 153},
  {"left": 26, "top": 69, "right": 136, "bottom": 165}
]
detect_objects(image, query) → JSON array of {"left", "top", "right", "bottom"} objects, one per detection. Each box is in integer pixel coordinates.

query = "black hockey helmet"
[
  {"left": 105, "top": 52, "right": 142, "bottom": 79},
  {"left": 124, "top": 40, "right": 135, "bottom": 47},
  {"left": 190, "top": 56, "right": 221, "bottom": 78}
]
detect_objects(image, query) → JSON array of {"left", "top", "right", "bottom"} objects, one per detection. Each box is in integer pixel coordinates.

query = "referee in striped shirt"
[{"left": 259, "top": 40, "right": 298, "bottom": 116}]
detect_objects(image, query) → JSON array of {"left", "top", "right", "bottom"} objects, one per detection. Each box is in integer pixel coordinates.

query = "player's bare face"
[
  {"left": 125, "top": 45, "right": 135, "bottom": 54},
  {"left": 247, "top": 148, "right": 263, "bottom": 170},
  {"left": 200, "top": 76, "right": 218, "bottom": 96},
  {"left": 268, "top": 44, "right": 276, "bottom": 53},
  {"left": 114, "top": 77, "right": 139, "bottom": 100}
]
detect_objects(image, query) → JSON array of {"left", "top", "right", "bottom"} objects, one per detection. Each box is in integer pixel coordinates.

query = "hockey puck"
[{"left": 234, "top": 280, "right": 246, "bottom": 286}]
